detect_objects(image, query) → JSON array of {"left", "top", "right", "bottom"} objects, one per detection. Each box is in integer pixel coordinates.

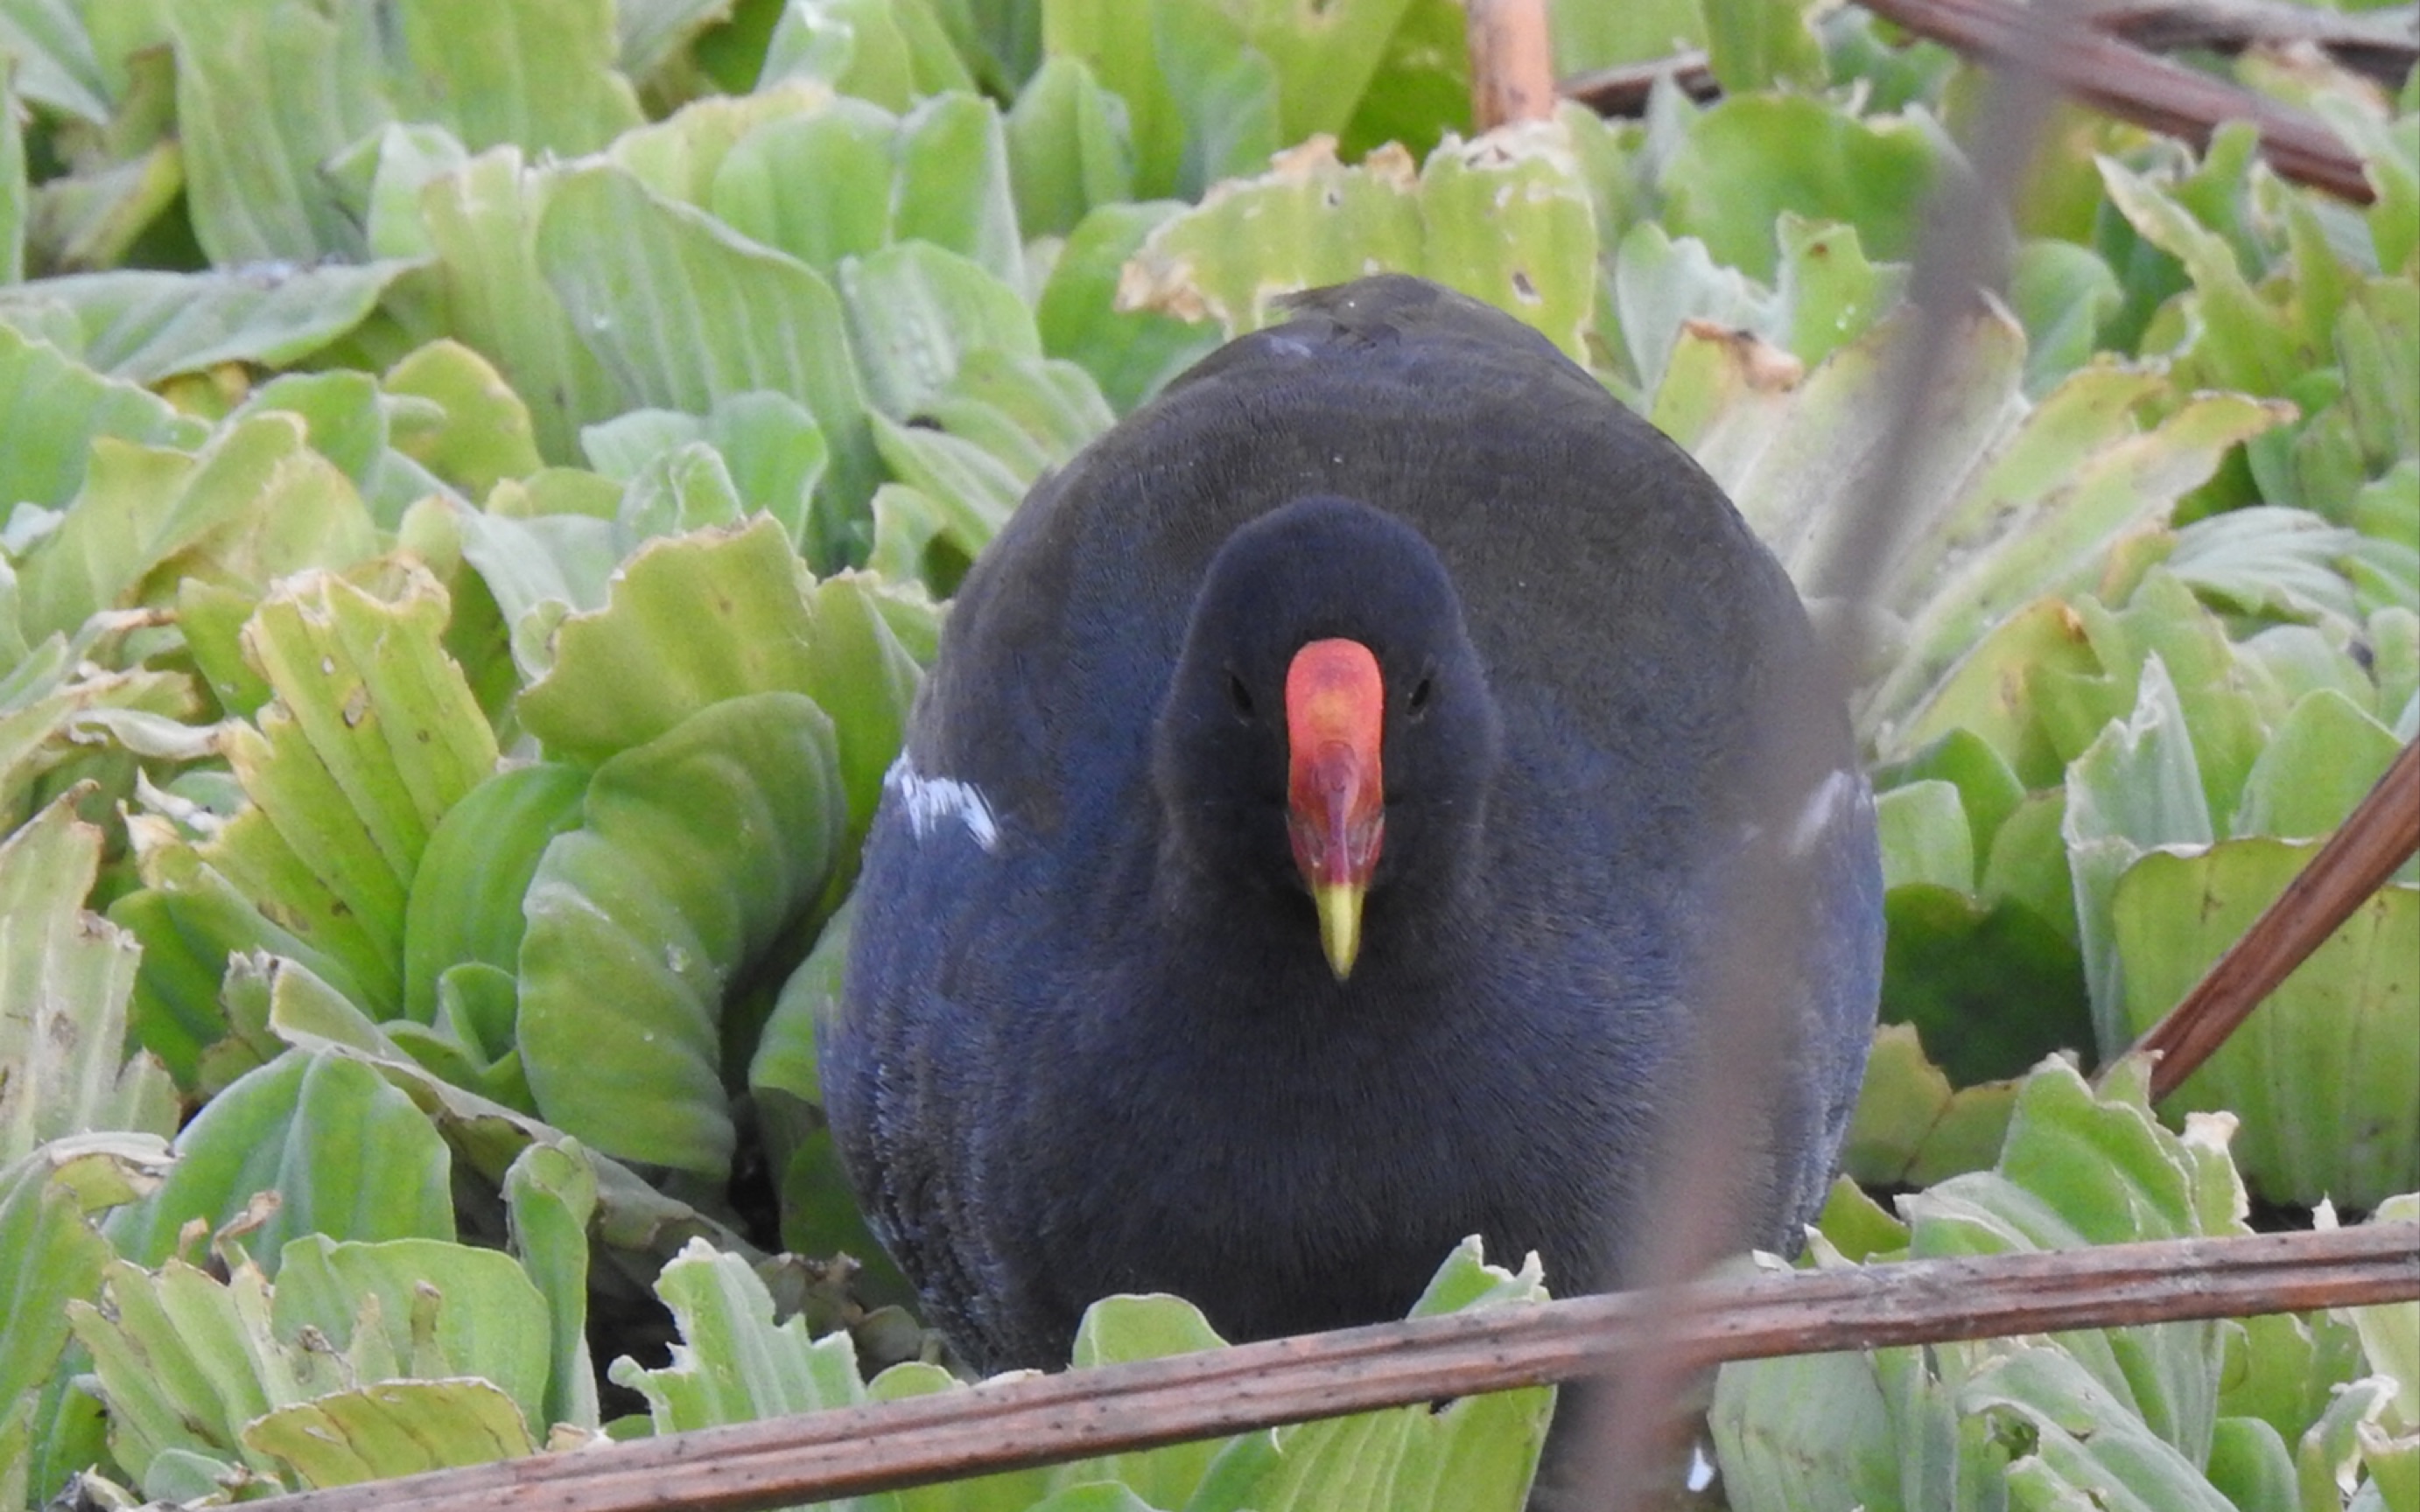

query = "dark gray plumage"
[{"left": 825, "top": 275, "right": 1882, "bottom": 1373}]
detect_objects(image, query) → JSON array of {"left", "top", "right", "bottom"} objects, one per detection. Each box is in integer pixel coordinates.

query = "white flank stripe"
[{"left": 886, "top": 755, "right": 1001, "bottom": 852}]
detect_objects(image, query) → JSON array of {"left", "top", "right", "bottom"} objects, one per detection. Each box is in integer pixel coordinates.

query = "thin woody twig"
[
  {"left": 1466, "top": 0, "right": 1561, "bottom": 130},
  {"left": 1858, "top": 0, "right": 2377, "bottom": 201},
  {"left": 2079, "top": 0, "right": 2418, "bottom": 88},
  {"left": 249, "top": 1226, "right": 2418, "bottom": 1512},
  {"left": 2126, "top": 739, "right": 2420, "bottom": 1104},
  {"left": 1560, "top": 52, "right": 1721, "bottom": 117}
]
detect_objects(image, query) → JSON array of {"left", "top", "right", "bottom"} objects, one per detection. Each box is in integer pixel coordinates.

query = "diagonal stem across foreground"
[
  {"left": 2126, "top": 739, "right": 2420, "bottom": 1103},
  {"left": 255, "top": 1224, "right": 2418, "bottom": 1512}
]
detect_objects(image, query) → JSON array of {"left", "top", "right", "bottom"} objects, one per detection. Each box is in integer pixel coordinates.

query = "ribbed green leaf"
[
  {"left": 0, "top": 262, "right": 424, "bottom": 384},
  {"left": 537, "top": 163, "right": 880, "bottom": 514},
  {"left": 243, "top": 1378, "right": 536, "bottom": 1488},
  {"left": 104, "top": 1046, "right": 453, "bottom": 1271},
  {"left": 517, "top": 692, "right": 845, "bottom": 1172}
]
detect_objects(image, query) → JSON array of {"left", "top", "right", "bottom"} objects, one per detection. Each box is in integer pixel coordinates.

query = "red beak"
[{"left": 1285, "top": 639, "right": 1385, "bottom": 977}]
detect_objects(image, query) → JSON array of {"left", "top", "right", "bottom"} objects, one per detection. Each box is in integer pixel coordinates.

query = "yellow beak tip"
[{"left": 1314, "top": 882, "right": 1365, "bottom": 980}]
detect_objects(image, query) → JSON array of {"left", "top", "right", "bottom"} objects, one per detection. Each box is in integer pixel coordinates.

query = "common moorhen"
[{"left": 826, "top": 275, "right": 1883, "bottom": 1373}]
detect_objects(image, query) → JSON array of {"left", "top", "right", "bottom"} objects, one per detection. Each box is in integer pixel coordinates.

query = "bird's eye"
[
  {"left": 1406, "top": 674, "right": 1436, "bottom": 717},
  {"left": 1225, "top": 671, "right": 1256, "bottom": 719}
]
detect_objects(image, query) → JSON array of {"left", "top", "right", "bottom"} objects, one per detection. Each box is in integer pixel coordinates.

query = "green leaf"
[
  {"left": 2063, "top": 654, "right": 2215, "bottom": 1056},
  {"left": 70, "top": 1252, "right": 310, "bottom": 1487},
  {"left": 2232, "top": 688, "right": 2402, "bottom": 842},
  {"left": 1199, "top": 0, "right": 1421, "bottom": 149},
  {"left": 401, "top": 762, "right": 588, "bottom": 1025},
  {"left": 1840, "top": 1023, "right": 2020, "bottom": 1189},
  {"left": 1414, "top": 129, "right": 1600, "bottom": 360},
  {"left": 618, "top": 0, "right": 742, "bottom": 83},
  {"left": 1663, "top": 95, "right": 1937, "bottom": 284},
  {"left": 1188, "top": 1238, "right": 1550, "bottom": 1512},
  {"left": 30, "top": 138, "right": 189, "bottom": 276},
  {"left": 1705, "top": 0, "right": 1826, "bottom": 95},
  {"left": 2208, "top": 1415, "right": 2302, "bottom": 1512},
  {"left": 537, "top": 162, "right": 880, "bottom": 518},
  {"left": 1336, "top": 0, "right": 1471, "bottom": 164},
  {"left": 749, "top": 897, "right": 902, "bottom": 1271},
  {"left": 1876, "top": 780, "right": 1975, "bottom": 895},
  {"left": 1880, "top": 885, "right": 2092, "bottom": 1090},
  {"left": 1961, "top": 1346, "right": 2240, "bottom": 1512},
  {"left": 1150, "top": 0, "right": 1280, "bottom": 194},
  {"left": 583, "top": 392, "right": 831, "bottom": 557},
  {"left": 1875, "top": 728, "right": 2025, "bottom": 864},
  {"left": 840, "top": 241, "right": 1040, "bottom": 420},
  {"left": 230, "top": 371, "right": 390, "bottom": 500},
  {"left": 385, "top": 0, "right": 642, "bottom": 156},
  {"left": 167, "top": 0, "right": 390, "bottom": 263},
  {"left": 502, "top": 1138, "right": 600, "bottom": 1432},
  {"left": 270, "top": 1233, "right": 551, "bottom": 1436},
  {"left": 1735, "top": 1058, "right": 2260, "bottom": 1508},
  {"left": 894, "top": 92, "right": 1024, "bottom": 289},
  {"left": 2353, "top": 1197, "right": 2419, "bottom": 1434},
  {"left": 382, "top": 339, "right": 545, "bottom": 500},
  {"left": 1041, "top": 0, "right": 1188, "bottom": 199},
  {"left": 0, "top": 262, "right": 424, "bottom": 385},
  {"left": 2221, "top": 1310, "right": 2368, "bottom": 1453},
  {"left": 1547, "top": 0, "right": 1705, "bottom": 75},
  {"left": 344, "top": 120, "right": 474, "bottom": 262},
  {"left": 70, "top": 1222, "right": 552, "bottom": 1492},
  {"left": 1710, "top": 1345, "right": 1904, "bottom": 1512},
  {"left": 2010, "top": 238, "right": 2122, "bottom": 396},
  {"left": 1774, "top": 215, "right": 1899, "bottom": 370},
  {"left": 254, "top": 956, "right": 759, "bottom": 1266},
  {"left": 242, "top": 1378, "right": 536, "bottom": 1488},
  {"left": 1126, "top": 128, "right": 1598, "bottom": 361},
  {"left": 0, "top": 792, "right": 177, "bottom": 1163},
  {"left": 2169, "top": 505, "right": 2400, "bottom": 629},
  {"left": 763, "top": 0, "right": 974, "bottom": 110},
  {"left": 2113, "top": 841, "right": 2418, "bottom": 1208},
  {"left": 436, "top": 487, "right": 624, "bottom": 683},
  {"left": 0, "top": 1135, "right": 172, "bottom": 1464},
  {"left": 608, "top": 1236, "right": 867, "bottom": 1428},
  {"left": 17, "top": 414, "right": 381, "bottom": 646},
  {"left": 606, "top": 80, "right": 838, "bottom": 206},
  {"left": 0, "top": 63, "right": 23, "bottom": 284},
  {"left": 0, "top": 0, "right": 111, "bottom": 122},
  {"left": 517, "top": 521, "right": 928, "bottom": 865},
  {"left": 1006, "top": 55, "right": 1136, "bottom": 240},
  {"left": 104, "top": 1046, "right": 454, "bottom": 1271},
  {"left": 0, "top": 322, "right": 208, "bottom": 515},
  {"left": 2303, "top": 1376, "right": 2402, "bottom": 1512},
  {"left": 1059, "top": 1294, "right": 1231, "bottom": 1507},
  {"left": 709, "top": 96, "right": 899, "bottom": 279},
  {"left": 516, "top": 691, "right": 845, "bottom": 1172},
  {"left": 411, "top": 147, "right": 625, "bottom": 463},
  {"left": 1037, "top": 200, "right": 1219, "bottom": 412},
  {"left": 118, "top": 565, "right": 498, "bottom": 1038},
  {"left": 1666, "top": 297, "right": 2287, "bottom": 757}
]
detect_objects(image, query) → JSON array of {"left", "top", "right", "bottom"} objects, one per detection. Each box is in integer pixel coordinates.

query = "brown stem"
[
  {"left": 1857, "top": 0, "right": 2376, "bottom": 202},
  {"left": 253, "top": 1225, "right": 2417, "bottom": 1512},
  {"left": 2127, "top": 739, "right": 2420, "bottom": 1104},
  {"left": 1467, "top": 0, "right": 1560, "bottom": 130},
  {"left": 2079, "top": 0, "right": 2419, "bottom": 88},
  {"left": 1560, "top": 52, "right": 1722, "bottom": 117}
]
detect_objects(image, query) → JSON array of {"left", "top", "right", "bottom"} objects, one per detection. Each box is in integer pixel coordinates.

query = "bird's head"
[{"left": 1154, "top": 495, "right": 1503, "bottom": 980}]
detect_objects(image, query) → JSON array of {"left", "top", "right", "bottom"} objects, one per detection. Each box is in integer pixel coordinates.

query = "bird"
[{"left": 824, "top": 274, "right": 1883, "bottom": 1375}]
